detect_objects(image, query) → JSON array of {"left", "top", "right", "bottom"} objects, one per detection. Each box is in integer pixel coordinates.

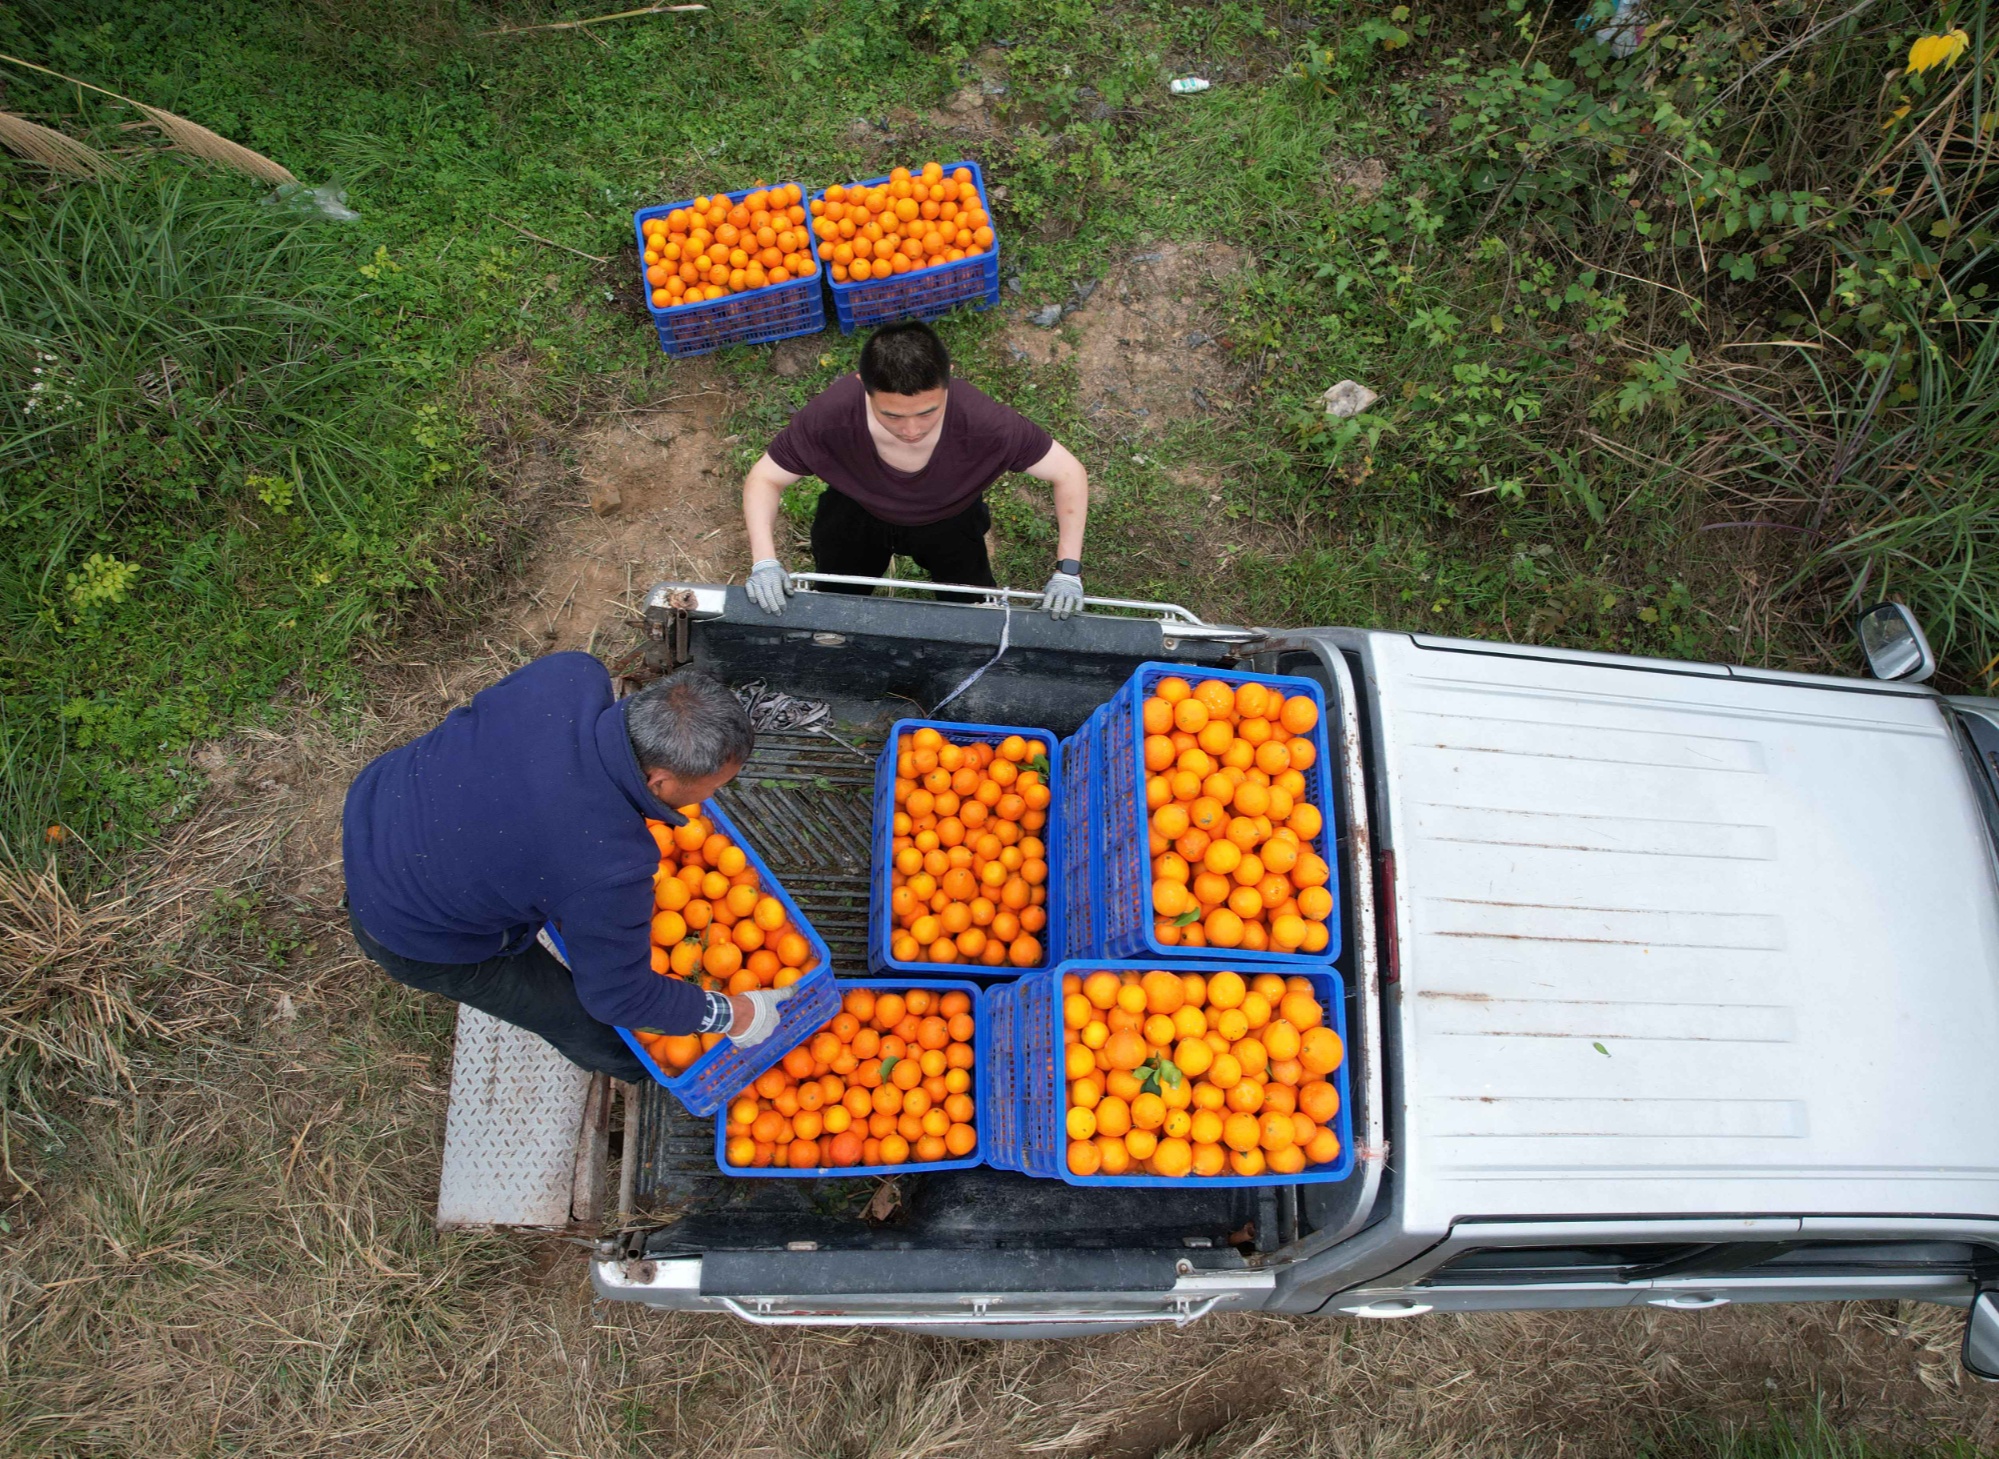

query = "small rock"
[
  {"left": 1006, "top": 274, "right": 1025, "bottom": 294},
  {"left": 272, "top": 992, "right": 298, "bottom": 1023},
  {"left": 1071, "top": 278, "right": 1099, "bottom": 306},
  {"left": 1131, "top": 251, "right": 1163, "bottom": 263},
  {"left": 1322, "top": 380, "right": 1380, "bottom": 418},
  {"left": 590, "top": 482, "right": 623, "bottom": 516},
  {"left": 944, "top": 83, "right": 986, "bottom": 117},
  {"left": 1190, "top": 386, "right": 1214, "bottom": 412},
  {"left": 1184, "top": 331, "right": 1213, "bottom": 348},
  {"left": 1028, "top": 304, "right": 1064, "bottom": 328}
]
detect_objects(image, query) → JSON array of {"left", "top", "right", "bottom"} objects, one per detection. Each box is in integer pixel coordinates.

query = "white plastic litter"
[
  {"left": 1323, "top": 380, "right": 1381, "bottom": 418},
  {"left": 265, "top": 182, "right": 360, "bottom": 222},
  {"left": 1168, "top": 77, "right": 1212, "bottom": 94},
  {"left": 1594, "top": 0, "right": 1647, "bottom": 57}
]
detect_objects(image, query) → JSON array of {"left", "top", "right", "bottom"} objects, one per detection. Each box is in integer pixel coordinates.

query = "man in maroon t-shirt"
[{"left": 741, "top": 321, "right": 1091, "bottom": 617}]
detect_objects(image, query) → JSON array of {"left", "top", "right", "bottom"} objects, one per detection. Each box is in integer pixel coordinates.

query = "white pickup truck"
[{"left": 444, "top": 578, "right": 1999, "bottom": 1369}]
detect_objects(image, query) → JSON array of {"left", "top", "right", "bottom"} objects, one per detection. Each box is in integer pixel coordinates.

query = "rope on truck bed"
[{"left": 733, "top": 680, "right": 871, "bottom": 761}]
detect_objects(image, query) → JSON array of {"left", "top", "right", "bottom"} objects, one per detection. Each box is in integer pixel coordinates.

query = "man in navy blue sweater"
[{"left": 342, "top": 655, "right": 792, "bottom": 1081}]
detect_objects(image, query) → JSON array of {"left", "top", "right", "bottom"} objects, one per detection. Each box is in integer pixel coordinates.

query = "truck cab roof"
[{"left": 1368, "top": 632, "right": 1999, "bottom": 1233}]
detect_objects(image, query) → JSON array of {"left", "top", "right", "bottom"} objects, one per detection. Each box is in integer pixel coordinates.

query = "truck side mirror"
[
  {"left": 1857, "top": 601, "right": 1936, "bottom": 683},
  {"left": 1967, "top": 1289, "right": 1999, "bottom": 1382}
]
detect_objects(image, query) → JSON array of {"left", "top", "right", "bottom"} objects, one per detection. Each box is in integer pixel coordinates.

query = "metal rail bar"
[{"left": 713, "top": 1295, "right": 1222, "bottom": 1327}]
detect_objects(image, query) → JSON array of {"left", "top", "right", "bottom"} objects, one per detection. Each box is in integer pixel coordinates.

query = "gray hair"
[{"left": 625, "top": 669, "right": 753, "bottom": 779}]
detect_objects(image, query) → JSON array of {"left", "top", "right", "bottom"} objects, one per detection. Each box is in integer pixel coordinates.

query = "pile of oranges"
[
  {"left": 887, "top": 728, "right": 1052, "bottom": 969},
  {"left": 724, "top": 986, "right": 979, "bottom": 1169},
  {"left": 1139, "top": 678, "right": 1334, "bottom": 954},
  {"left": 813, "top": 163, "right": 994, "bottom": 285},
  {"left": 1062, "top": 967, "right": 1344, "bottom": 1179},
  {"left": 641, "top": 184, "right": 818, "bottom": 310},
  {"left": 634, "top": 811, "right": 820, "bottom": 1076}
]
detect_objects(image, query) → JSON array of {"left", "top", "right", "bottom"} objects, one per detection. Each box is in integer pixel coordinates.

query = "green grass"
[
  {"left": 0, "top": 173, "right": 493, "bottom": 859},
  {"left": 5, "top": 0, "right": 1997, "bottom": 864}
]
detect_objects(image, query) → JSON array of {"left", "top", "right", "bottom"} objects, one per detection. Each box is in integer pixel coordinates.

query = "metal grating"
[
  {"left": 632, "top": 729, "right": 880, "bottom": 1203},
  {"left": 713, "top": 731, "right": 878, "bottom": 973}
]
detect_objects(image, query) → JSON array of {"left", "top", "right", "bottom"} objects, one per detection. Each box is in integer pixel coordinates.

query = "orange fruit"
[
  {"left": 1299, "top": 1080, "right": 1341, "bottom": 1122},
  {"left": 1203, "top": 907, "right": 1244, "bottom": 947},
  {"left": 1082, "top": 971, "right": 1121, "bottom": 1010},
  {"left": 1281, "top": 696, "right": 1319, "bottom": 734},
  {"left": 1067, "top": 1140, "right": 1101, "bottom": 1176},
  {"left": 1174, "top": 1037, "right": 1214, "bottom": 1077},
  {"left": 1194, "top": 680, "right": 1235, "bottom": 717},
  {"left": 1142, "top": 970, "right": 1186, "bottom": 1015},
  {"left": 1206, "top": 971, "right": 1247, "bottom": 1010},
  {"left": 1094, "top": 1095, "right": 1132, "bottom": 1138},
  {"left": 1104, "top": 1028, "right": 1147, "bottom": 1071},
  {"left": 1151, "top": 1137, "right": 1194, "bottom": 1178},
  {"left": 1280, "top": 991, "right": 1323, "bottom": 1031},
  {"left": 1300, "top": 1027, "right": 1344, "bottom": 1076}
]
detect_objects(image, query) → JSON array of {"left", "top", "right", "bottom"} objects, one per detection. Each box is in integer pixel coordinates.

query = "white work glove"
[
  {"left": 745, "top": 558, "right": 793, "bottom": 614},
  {"left": 727, "top": 985, "right": 795, "bottom": 1046},
  {"left": 1040, "top": 570, "right": 1085, "bottom": 620}
]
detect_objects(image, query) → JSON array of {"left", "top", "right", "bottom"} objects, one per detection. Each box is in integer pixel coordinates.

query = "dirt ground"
[{"left": 6, "top": 265, "right": 1999, "bottom": 1458}]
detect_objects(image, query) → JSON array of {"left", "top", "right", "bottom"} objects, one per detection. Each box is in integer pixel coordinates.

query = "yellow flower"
[{"left": 1907, "top": 27, "right": 1970, "bottom": 74}]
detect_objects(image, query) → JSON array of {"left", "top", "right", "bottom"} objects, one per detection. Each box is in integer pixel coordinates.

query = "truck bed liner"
[{"left": 626, "top": 729, "right": 1288, "bottom": 1253}]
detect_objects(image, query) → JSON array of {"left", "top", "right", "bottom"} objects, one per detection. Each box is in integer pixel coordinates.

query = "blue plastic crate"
[
  {"left": 995, "top": 959, "right": 1355, "bottom": 1189},
  {"left": 633, "top": 183, "right": 826, "bottom": 358},
  {"left": 982, "top": 979, "right": 1023, "bottom": 1172},
  {"left": 814, "top": 160, "right": 1001, "bottom": 333},
  {"left": 869, "top": 719, "right": 1063, "bottom": 979},
  {"left": 1097, "top": 664, "right": 1342, "bottom": 967},
  {"left": 1057, "top": 710, "right": 1104, "bottom": 961},
  {"left": 716, "top": 978, "right": 987, "bottom": 1177},
  {"left": 613, "top": 797, "right": 839, "bottom": 1117}
]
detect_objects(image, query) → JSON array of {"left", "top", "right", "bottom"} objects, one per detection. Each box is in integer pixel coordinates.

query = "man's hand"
[
  {"left": 745, "top": 558, "right": 793, "bottom": 615},
  {"left": 726, "top": 985, "right": 795, "bottom": 1046},
  {"left": 1040, "top": 569, "right": 1085, "bottom": 620}
]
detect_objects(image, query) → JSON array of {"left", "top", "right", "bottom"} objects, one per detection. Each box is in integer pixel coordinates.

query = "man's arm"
[
  {"left": 554, "top": 877, "right": 790, "bottom": 1044},
  {"left": 743, "top": 451, "right": 806, "bottom": 564},
  {"left": 1025, "top": 441, "right": 1089, "bottom": 618},
  {"left": 742, "top": 452, "right": 807, "bottom": 614},
  {"left": 1024, "top": 441, "right": 1088, "bottom": 562}
]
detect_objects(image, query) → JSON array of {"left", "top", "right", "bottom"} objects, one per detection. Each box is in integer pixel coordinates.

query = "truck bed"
[
  {"left": 624, "top": 731, "right": 1291, "bottom": 1254},
  {"left": 613, "top": 587, "right": 1377, "bottom": 1277}
]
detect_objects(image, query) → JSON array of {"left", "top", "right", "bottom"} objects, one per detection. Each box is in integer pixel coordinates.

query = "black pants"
[
  {"left": 810, "top": 488, "right": 995, "bottom": 595},
  {"left": 350, "top": 912, "right": 645, "bottom": 1082}
]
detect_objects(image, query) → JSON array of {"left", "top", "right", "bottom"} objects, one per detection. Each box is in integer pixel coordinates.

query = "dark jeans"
[
  {"left": 350, "top": 912, "right": 645, "bottom": 1082},
  {"left": 810, "top": 487, "right": 996, "bottom": 595}
]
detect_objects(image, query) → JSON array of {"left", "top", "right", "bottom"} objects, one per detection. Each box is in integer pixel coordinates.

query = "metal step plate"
[{"left": 437, "top": 1005, "right": 593, "bottom": 1229}]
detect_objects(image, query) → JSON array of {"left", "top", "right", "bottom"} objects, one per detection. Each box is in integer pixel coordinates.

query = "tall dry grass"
[{"left": 0, "top": 793, "right": 295, "bottom": 1195}]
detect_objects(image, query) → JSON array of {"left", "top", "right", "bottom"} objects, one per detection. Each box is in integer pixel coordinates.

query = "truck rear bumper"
[{"left": 591, "top": 1255, "right": 1275, "bottom": 1333}]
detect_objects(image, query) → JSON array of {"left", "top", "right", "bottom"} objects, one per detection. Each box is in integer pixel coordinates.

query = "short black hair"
[
  {"left": 859, "top": 321, "right": 951, "bottom": 396},
  {"left": 624, "top": 668, "right": 753, "bottom": 780}
]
